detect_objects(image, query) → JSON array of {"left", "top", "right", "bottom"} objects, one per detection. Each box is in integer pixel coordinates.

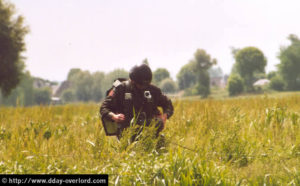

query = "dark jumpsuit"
[{"left": 100, "top": 80, "right": 174, "bottom": 138}]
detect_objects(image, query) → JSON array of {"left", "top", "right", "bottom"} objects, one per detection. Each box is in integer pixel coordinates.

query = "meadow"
[{"left": 0, "top": 93, "right": 299, "bottom": 185}]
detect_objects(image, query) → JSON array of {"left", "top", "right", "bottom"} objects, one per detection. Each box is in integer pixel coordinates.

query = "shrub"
[
  {"left": 159, "top": 78, "right": 177, "bottom": 94},
  {"left": 61, "top": 89, "right": 76, "bottom": 103},
  {"left": 227, "top": 75, "right": 244, "bottom": 96},
  {"left": 269, "top": 76, "right": 285, "bottom": 91},
  {"left": 33, "top": 88, "right": 51, "bottom": 105},
  {"left": 195, "top": 83, "right": 210, "bottom": 98}
]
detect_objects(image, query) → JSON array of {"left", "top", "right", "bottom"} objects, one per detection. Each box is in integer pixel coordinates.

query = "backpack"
[
  {"left": 105, "top": 78, "right": 128, "bottom": 97},
  {"left": 102, "top": 78, "right": 132, "bottom": 136}
]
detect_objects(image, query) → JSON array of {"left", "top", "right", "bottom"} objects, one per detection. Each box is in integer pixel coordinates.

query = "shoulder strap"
[
  {"left": 124, "top": 80, "right": 131, "bottom": 93},
  {"left": 106, "top": 78, "right": 128, "bottom": 97},
  {"left": 113, "top": 79, "right": 122, "bottom": 87}
]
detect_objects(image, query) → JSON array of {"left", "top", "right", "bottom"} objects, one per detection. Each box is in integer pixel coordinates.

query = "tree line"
[{"left": 228, "top": 34, "right": 300, "bottom": 96}]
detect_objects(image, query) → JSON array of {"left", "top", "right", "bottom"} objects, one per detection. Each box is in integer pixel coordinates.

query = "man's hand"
[
  {"left": 110, "top": 113, "right": 125, "bottom": 123},
  {"left": 158, "top": 113, "right": 167, "bottom": 124}
]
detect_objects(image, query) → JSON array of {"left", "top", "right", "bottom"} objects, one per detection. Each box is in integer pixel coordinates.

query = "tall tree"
[
  {"left": 0, "top": 71, "right": 34, "bottom": 106},
  {"left": 67, "top": 68, "right": 81, "bottom": 81},
  {"left": 91, "top": 71, "right": 105, "bottom": 101},
  {"left": 142, "top": 58, "right": 149, "bottom": 66},
  {"left": 176, "top": 61, "right": 197, "bottom": 90},
  {"left": 153, "top": 68, "right": 170, "bottom": 85},
  {"left": 0, "top": 0, "right": 29, "bottom": 96},
  {"left": 234, "top": 47, "right": 267, "bottom": 92},
  {"left": 192, "top": 49, "right": 217, "bottom": 97},
  {"left": 159, "top": 78, "right": 177, "bottom": 94},
  {"left": 73, "top": 70, "right": 94, "bottom": 102},
  {"left": 278, "top": 34, "right": 300, "bottom": 90},
  {"left": 34, "top": 88, "right": 51, "bottom": 105}
]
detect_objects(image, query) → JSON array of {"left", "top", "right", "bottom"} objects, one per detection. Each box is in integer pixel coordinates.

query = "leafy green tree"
[
  {"left": 74, "top": 71, "right": 94, "bottom": 102},
  {"left": 91, "top": 71, "right": 105, "bottom": 101},
  {"left": 176, "top": 62, "right": 197, "bottom": 90},
  {"left": 0, "top": 0, "right": 29, "bottom": 96},
  {"left": 34, "top": 88, "right": 51, "bottom": 105},
  {"left": 159, "top": 78, "right": 177, "bottom": 94},
  {"left": 0, "top": 71, "right": 34, "bottom": 106},
  {"left": 66, "top": 69, "right": 93, "bottom": 102},
  {"left": 278, "top": 34, "right": 300, "bottom": 90},
  {"left": 192, "top": 49, "right": 217, "bottom": 97},
  {"left": 267, "top": 71, "right": 278, "bottom": 80},
  {"left": 142, "top": 58, "right": 149, "bottom": 66},
  {"left": 269, "top": 76, "right": 285, "bottom": 91},
  {"left": 66, "top": 68, "right": 108, "bottom": 102},
  {"left": 61, "top": 89, "right": 76, "bottom": 103},
  {"left": 153, "top": 68, "right": 170, "bottom": 85},
  {"left": 227, "top": 74, "right": 244, "bottom": 96},
  {"left": 253, "top": 72, "right": 266, "bottom": 82},
  {"left": 234, "top": 47, "right": 267, "bottom": 92},
  {"left": 195, "top": 72, "right": 210, "bottom": 97},
  {"left": 67, "top": 68, "right": 81, "bottom": 81}
]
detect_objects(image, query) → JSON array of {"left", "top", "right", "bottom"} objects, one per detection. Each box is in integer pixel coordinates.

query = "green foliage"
[
  {"left": 67, "top": 68, "right": 81, "bottom": 81},
  {"left": 176, "top": 62, "right": 197, "bottom": 90},
  {"left": 0, "top": 0, "right": 29, "bottom": 96},
  {"left": 177, "top": 50, "right": 218, "bottom": 97},
  {"left": 219, "top": 124, "right": 249, "bottom": 167},
  {"left": 33, "top": 88, "right": 51, "bottom": 105},
  {"left": 234, "top": 47, "right": 267, "bottom": 92},
  {"left": 278, "top": 34, "right": 300, "bottom": 90},
  {"left": 102, "top": 69, "right": 129, "bottom": 96},
  {"left": 153, "top": 68, "right": 170, "bottom": 85},
  {"left": 267, "top": 71, "right": 278, "bottom": 80},
  {"left": 91, "top": 71, "right": 105, "bottom": 102},
  {"left": 0, "top": 68, "right": 128, "bottom": 105},
  {"left": 159, "top": 78, "right": 177, "bottom": 94},
  {"left": 73, "top": 71, "right": 94, "bottom": 102},
  {"left": 227, "top": 74, "right": 244, "bottom": 96},
  {"left": 191, "top": 49, "right": 217, "bottom": 97},
  {"left": 193, "top": 49, "right": 217, "bottom": 70},
  {"left": 253, "top": 71, "right": 266, "bottom": 82},
  {"left": 0, "top": 71, "right": 34, "bottom": 106},
  {"left": 142, "top": 58, "right": 149, "bottom": 66},
  {"left": 183, "top": 86, "right": 198, "bottom": 96},
  {"left": 61, "top": 89, "right": 76, "bottom": 103},
  {"left": 270, "top": 76, "right": 285, "bottom": 91},
  {"left": 66, "top": 69, "right": 107, "bottom": 102},
  {"left": 197, "top": 70, "right": 211, "bottom": 98}
]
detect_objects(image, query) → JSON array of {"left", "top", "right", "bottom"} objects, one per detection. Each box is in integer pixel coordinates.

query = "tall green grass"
[{"left": 0, "top": 94, "right": 299, "bottom": 185}]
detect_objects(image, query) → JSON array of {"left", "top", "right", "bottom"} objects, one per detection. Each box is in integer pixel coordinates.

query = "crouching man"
[{"left": 100, "top": 64, "right": 174, "bottom": 140}]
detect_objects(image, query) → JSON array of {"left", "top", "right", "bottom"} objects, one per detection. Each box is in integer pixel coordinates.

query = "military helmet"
[{"left": 129, "top": 64, "right": 152, "bottom": 85}]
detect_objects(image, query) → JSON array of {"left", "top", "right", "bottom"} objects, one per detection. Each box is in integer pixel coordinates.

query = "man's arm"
[
  {"left": 156, "top": 89, "right": 174, "bottom": 119},
  {"left": 100, "top": 87, "right": 125, "bottom": 123}
]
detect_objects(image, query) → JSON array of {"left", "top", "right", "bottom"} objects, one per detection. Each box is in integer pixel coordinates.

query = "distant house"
[
  {"left": 52, "top": 80, "right": 71, "bottom": 97},
  {"left": 210, "top": 75, "right": 228, "bottom": 88},
  {"left": 33, "top": 78, "right": 51, "bottom": 89},
  {"left": 208, "top": 67, "right": 228, "bottom": 88},
  {"left": 210, "top": 76, "right": 223, "bottom": 87},
  {"left": 33, "top": 77, "right": 65, "bottom": 102},
  {"left": 33, "top": 77, "right": 58, "bottom": 89},
  {"left": 51, "top": 84, "right": 60, "bottom": 96}
]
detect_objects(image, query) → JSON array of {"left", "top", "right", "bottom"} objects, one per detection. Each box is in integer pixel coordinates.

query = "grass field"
[{"left": 0, "top": 92, "right": 299, "bottom": 185}]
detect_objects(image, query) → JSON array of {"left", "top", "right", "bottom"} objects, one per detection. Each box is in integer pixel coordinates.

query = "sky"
[{"left": 11, "top": 0, "right": 300, "bottom": 82}]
